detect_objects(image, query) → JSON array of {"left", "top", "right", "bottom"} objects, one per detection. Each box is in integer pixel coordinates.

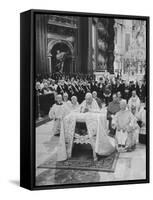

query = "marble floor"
[{"left": 36, "top": 121, "right": 146, "bottom": 186}]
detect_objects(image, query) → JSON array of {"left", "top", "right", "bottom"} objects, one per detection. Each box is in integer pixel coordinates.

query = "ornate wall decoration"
[
  {"left": 36, "top": 15, "right": 116, "bottom": 75},
  {"left": 46, "top": 15, "right": 79, "bottom": 74},
  {"left": 123, "top": 20, "right": 146, "bottom": 77},
  {"left": 94, "top": 18, "right": 115, "bottom": 73}
]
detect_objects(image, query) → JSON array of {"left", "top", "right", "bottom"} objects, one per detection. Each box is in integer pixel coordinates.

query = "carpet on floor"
[{"left": 38, "top": 144, "right": 119, "bottom": 172}]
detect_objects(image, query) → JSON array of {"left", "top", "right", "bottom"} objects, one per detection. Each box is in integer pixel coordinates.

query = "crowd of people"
[
  {"left": 36, "top": 72, "right": 146, "bottom": 153},
  {"left": 36, "top": 72, "right": 146, "bottom": 105}
]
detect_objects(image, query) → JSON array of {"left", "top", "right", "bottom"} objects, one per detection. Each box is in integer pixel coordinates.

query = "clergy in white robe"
[
  {"left": 137, "top": 104, "right": 146, "bottom": 144},
  {"left": 80, "top": 93, "right": 100, "bottom": 113},
  {"left": 49, "top": 94, "right": 67, "bottom": 136},
  {"left": 112, "top": 100, "right": 138, "bottom": 152},
  {"left": 70, "top": 96, "right": 79, "bottom": 111},
  {"left": 128, "top": 90, "right": 141, "bottom": 115},
  {"left": 130, "top": 106, "right": 140, "bottom": 144},
  {"left": 63, "top": 92, "right": 71, "bottom": 115}
]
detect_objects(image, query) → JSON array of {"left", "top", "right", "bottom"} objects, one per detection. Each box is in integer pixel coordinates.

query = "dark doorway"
[{"left": 51, "top": 42, "right": 72, "bottom": 73}]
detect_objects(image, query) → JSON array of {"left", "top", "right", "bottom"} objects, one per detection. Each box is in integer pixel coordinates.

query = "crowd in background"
[{"left": 35, "top": 72, "right": 146, "bottom": 105}]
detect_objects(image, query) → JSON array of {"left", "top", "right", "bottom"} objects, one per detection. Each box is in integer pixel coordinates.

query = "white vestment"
[
  {"left": 128, "top": 96, "right": 141, "bottom": 115},
  {"left": 63, "top": 100, "right": 72, "bottom": 115},
  {"left": 70, "top": 102, "right": 80, "bottom": 111},
  {"left": 48, "top": 103, "right": 67, "bottom": 135},
  {"left": 80, "top": 99, "right": 100, "bottom": 113},
  {"left": 112, "top": 110, "right": 138, "bottom": 146},
  {"left": 138, "top": 108, "right": 146, "bottom": 135}
]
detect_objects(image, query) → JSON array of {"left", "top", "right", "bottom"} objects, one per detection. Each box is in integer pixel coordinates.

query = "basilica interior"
[
  {"left": 35, "top": 14, "right": 147, "bottom": 186},
  {"left": 36, "top": 14, "right": 146, "bottom": 80}
]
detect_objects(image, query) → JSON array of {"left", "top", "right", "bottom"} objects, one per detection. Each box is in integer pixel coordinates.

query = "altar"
[
  {"left": 94, "top": 71, "right": 105, "bottom": 81},
  {"left": 56, "top": 111, "right": 116, "bottom": 161}
]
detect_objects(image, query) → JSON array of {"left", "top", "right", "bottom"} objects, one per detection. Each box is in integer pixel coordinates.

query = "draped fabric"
[
  {"left": 63, "top": 101, "right": 72, "bottom": 115},
  {"left": 70, "top": 103, "right": 80, "bottom": 111},
  {"left": 57, "top": 112, "right": 116, "bottom": 161}
]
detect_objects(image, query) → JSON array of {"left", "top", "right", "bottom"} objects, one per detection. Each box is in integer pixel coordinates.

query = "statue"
[{"left": 55, "top": 50, "right": 67, "bottom": 73}]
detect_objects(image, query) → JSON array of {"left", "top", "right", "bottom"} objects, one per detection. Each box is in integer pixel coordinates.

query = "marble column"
[
  {"left": 88, "top": 17, "right": 93, "bottom": 74},
  {"left": 107, "top": 19, "right": 115, "bottom": 74}
]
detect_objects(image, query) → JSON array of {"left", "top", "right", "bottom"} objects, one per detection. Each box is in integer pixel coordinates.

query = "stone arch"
[
  {"left": 47, "top": 39, "right": 74, "bottom": 73},
  {"left": 48, "top": 39, "right": 74, "bottom": 56}
]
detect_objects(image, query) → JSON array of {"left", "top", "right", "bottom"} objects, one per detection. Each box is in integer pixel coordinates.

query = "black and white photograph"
[
  {"left": 1, "top": 0, "right": 153, "bottom": 197},
  {"left": 34, "top": 12, "right": 149, "bottom": 188}
]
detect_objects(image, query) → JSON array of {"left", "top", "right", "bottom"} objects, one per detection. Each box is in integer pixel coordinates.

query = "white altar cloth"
[{"left": 57, "top": 111, "right": 116, "bottom": 161}]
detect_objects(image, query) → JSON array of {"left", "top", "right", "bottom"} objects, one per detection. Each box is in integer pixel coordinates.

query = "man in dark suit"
[
  {"left": 123, "top": 82, "right": 130, "bottom": 102},
  {"left": 57, "top": 81, "right": 64, "bottom": 95}
]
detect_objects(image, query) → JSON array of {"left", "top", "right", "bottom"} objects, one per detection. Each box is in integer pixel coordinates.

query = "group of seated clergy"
[{"left": 49, "top": 90, "right": 146, "bottom": 153}]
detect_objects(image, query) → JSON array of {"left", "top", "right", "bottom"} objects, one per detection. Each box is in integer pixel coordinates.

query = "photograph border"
[{"left": 20, "top": 9, "right": 150, "bottom": 190}]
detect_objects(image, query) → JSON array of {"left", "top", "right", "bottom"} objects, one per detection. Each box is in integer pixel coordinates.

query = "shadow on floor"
[{"left": 9, "top": 180, "right": 20, "bottom": 186}]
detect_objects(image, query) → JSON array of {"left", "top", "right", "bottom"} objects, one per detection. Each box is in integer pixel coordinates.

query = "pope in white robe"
[
  {"left": 112, "top": 100, "right": 138, "bottom": 152},
  {"left": 79, "top": 93, "right": 100, "bottom": 113}
]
